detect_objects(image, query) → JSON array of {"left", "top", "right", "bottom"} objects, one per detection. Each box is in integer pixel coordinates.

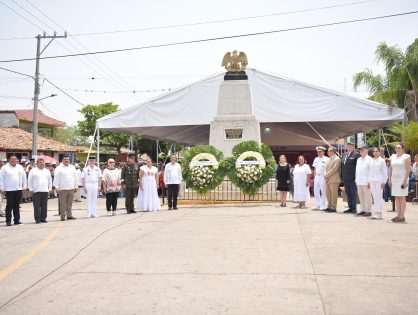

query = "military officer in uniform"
[
  {"left": 121, "top": 153, "right": 139, "bottom": 214},
  {"left": 312, "top": 146, "right": 329, "bottom": 211},
  {"left": 82, "top": 156, "right": 102, "bottom": 218}
]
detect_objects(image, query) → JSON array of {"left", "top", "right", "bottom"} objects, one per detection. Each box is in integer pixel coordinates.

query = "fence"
[{"left": 179, "top": 178, "right": 281, "bottom": 202}]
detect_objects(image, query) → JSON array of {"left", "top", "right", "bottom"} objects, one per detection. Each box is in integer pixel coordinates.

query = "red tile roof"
[
  {"left": 0, "top": 127, "right": 82, "bottom": 152},
  {"left": 14, "top": 110, "right": 65, "bottom": 127}
]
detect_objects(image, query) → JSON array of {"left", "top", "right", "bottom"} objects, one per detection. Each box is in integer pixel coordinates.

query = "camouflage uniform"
[{"left": 121, "top": 162, "right": 139, "bottom": 213}]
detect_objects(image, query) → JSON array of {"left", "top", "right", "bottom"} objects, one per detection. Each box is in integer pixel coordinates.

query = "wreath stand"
[{"left": 241, "top": 191, "right": 262, "bottom": 207}]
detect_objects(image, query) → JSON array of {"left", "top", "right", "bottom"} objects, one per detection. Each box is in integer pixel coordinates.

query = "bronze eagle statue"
[{"left": 221, "top": 50, "right": 248, "bottom": 72}]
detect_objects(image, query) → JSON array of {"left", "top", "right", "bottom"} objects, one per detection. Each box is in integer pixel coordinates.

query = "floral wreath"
[
  {"left": 182, "top": 145, "right": 225, "bottom": 195},
  {"left": 222, "top": 141, "right": 277, "bottom": 196}
]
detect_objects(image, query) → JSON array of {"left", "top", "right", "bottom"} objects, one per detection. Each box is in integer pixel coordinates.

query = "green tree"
[
  {"left": 388, "top": 122, "right": 418, "bottom": 155},
  {"left": 39, "top": 126, "right": 89, "bottom": 146},
  {"left": 77, "top": 102, "right": 129, "bottom": 153},
  {"left": 353, "top": 38, "right": 418, "bottom": 122}
]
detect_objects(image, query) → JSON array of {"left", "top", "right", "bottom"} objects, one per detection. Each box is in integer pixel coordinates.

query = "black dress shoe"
[
  {"left": 14, "top": 221, "right": 23, "bottom": 225},
  {"left": 324, "top": 208, "right": 331, "bottom": 211},
  {"left": 6, "top": 222, "right": 12, "bottom": 226},
  {"left": 41, "top": 220, "right": 47, "bottom": 223},
  {"left": 325, "top": 208, "right": 336, "bottom": 212},
  {"left": 168, "top": 207, "right": 172, "bottom": 210},
  {"left": 67, "top": 216, "right": 76, "bottom": 220},
  {"left": 130, "top": 210, "right": 137, "bottom": 213},
  {"left": 343, "top": 209, "right": 354, "bottom": 214},
  {"left": 173, "top": 207, "right": 178, "bottom": 210},
  {"left": 35, "top": 220, "right": 41, "bottom": 224}
]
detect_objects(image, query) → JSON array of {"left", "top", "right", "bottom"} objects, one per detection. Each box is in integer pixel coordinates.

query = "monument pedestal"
[{"left": 209, "top": 79, "right": 261, "bottom": 156}]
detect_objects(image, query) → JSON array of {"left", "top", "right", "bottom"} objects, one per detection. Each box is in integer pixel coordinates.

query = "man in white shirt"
[
  {"left": 164, "top": 154, "right": 183, "bottom": 210},
  {"left": 368, "top": 148, "right": 388, "bottom": 220},
  {"left": 355, "top": 146, "right": 373, "bottom": 216},
  {"left": 54, "top": 155, "right": 78, "bottom": 221},
  {"left": 82, "top": 156, "right": 102, "bottom": 218},
  {"left": 312, "top": 146, "right": 329, "bottom": 211},
  {"left": 28, "top": 157, "right": 52, "bottom": 223},
  {"left": 0, "top": 155, "right": 27, "bottom": 226},
  {"left": 0, "top": 158, "right": 6, "bottom": 218}
]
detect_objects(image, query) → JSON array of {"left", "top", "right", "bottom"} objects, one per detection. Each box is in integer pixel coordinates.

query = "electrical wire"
[
  {"left": 0, "top": 0, "right": 42, "bottom": 32},
  {"left": 22, "top": 0, "right": 146, "bottom": 102},
  {"left": 0, "top": 66, "right": 33, "bottom": 78},
  {"left": 1, "top": 10, "right": 417, "bottom": 63},
  {"left": 0, "top": 0, "right": 378, "bottom": 40},
  {"left": 2, "top": 1, "right": 143, "bottom": 104},
  {"left": 43, "top": 78, "right": 84, "bottom": 106}
]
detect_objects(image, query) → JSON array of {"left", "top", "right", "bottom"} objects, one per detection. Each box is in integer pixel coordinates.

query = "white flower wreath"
[
  {"left": 190, "top": 153, "right": 219, "bottom": 169},
  {"left": 235, "top": 151, "right": 266, "bottom": 169},
  {"left": 235, "top": 151, "right": 266, "bottom": 184}
]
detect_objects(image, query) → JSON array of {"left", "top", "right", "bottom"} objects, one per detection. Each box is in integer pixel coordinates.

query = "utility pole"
[{"left": 32, "top": 32, "right": 67, "bottom": 159}]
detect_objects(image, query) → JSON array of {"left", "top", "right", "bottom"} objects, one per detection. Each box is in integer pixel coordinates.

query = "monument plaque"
[
  {"left": 209, "top": 51, "right": 261, "bottom": 156},
  {"left": 225, "top": 128, "right": 243, "bottom": 140}
]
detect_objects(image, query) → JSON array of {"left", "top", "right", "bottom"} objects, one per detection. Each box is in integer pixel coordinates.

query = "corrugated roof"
[{"left": 0, "top": 127, "right": 82, "bottom": 152}]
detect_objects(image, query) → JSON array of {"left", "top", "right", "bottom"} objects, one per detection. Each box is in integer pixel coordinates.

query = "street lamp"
[{"left": 32, "top": 93, "right": 58, "bottom": 159}]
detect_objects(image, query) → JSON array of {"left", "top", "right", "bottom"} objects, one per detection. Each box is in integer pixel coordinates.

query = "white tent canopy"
[{"left": 97, "top": 68, "right": 403, "bottom": 146}]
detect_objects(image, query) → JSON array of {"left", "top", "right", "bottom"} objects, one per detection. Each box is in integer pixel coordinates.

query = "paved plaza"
[{"left": 0, "top": 197, "right": 417, "bottom": 314}]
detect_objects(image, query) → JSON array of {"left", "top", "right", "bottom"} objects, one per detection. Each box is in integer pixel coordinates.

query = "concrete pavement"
[{"left": 0, "top": 197, "right": 417, "bottom": 314}]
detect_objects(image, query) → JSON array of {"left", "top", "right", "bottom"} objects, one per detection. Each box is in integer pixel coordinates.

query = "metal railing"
[{"left": 179, "top": 178, "right": 280, "bottom": 202}]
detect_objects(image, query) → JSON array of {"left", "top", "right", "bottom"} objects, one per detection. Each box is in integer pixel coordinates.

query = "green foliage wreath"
[
  {"left": 181, "top": 145, "right": 225, "bottom": 195},
  {"left": 221, "top": 141, "right": 277, "bottom": 196}
]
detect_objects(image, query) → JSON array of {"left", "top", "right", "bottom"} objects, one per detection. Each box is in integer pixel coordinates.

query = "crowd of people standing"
[
  {"left": 276, "top": 143, "right": 417, "bottom": 223},
  {"left": 0, "top": 153, "right": 183, "bottom": 226}
]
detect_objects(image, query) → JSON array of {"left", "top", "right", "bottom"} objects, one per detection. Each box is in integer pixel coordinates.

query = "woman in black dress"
[{"left": 276, "top": 155, "right": 290, "bottom": 207}]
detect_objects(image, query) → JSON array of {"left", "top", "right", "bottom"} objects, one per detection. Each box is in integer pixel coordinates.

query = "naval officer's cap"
[{"left": 316, "top": 146, "right": 326, "bottom": 152}]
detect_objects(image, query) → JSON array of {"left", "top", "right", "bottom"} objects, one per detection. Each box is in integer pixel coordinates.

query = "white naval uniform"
[
  {"left": 368, "top": 157, "right": 388, "bottom": 218},
  {"left": 82, "top": 165, "right": 102, "bottom": 217},
  {"left": 312, "top": 156, "right": 329, "bottom": 210}
]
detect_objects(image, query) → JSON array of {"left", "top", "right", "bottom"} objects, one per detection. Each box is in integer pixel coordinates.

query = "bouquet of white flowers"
[{"left": 182, "top": 145, "right": 225, "bottom": 195}]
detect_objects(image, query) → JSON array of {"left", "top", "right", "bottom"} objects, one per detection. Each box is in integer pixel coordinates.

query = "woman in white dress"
[
  {"left": 293, "top": 155, "right": 312, "bottom": 209},
  {"left": 136, "top": 158, "right": 160, "bottom": 212},
  {"left": 388, "top": 144, "right": 411, "bottom": 223}
]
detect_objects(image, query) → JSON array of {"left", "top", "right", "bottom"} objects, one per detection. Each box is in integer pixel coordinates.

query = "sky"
[{"left": 0, "top": 0, "right": 417, "bottom": 126}]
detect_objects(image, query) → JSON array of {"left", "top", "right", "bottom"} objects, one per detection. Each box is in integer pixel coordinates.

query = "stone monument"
[{"left": 209, "top": 51, "right": 261, "bottom": 156}]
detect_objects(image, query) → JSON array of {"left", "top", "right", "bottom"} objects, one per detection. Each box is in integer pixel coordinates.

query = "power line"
[
  {"left": 0, "top": 0, "right": 377, "bottom": 40},
  {"left": 3, "top": 0, "right": 143, "bottom": 104},
  {"left": 43, "top": 78, "right": 84, "bottom": 106},
  {"left": 1, "top": 10, "right": 417, "bottom": 64},
  {"left": 0, "top": 94, "right": 32, "bottom": 99},
  {"left": 0, "top": 0, "right": 42, "bottom": 32},
  {"left": 22, "top": 0, "right": 145, "bottom": 103},
  {"left": 0, "top": 66, "right": 33, "bottom": 78},
  {"left": 63, "top": 87, "right": 172, "bottom": 94}
]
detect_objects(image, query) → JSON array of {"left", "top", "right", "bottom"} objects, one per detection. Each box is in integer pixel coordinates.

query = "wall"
[{"left": 0, "top": 112, "right": 19, "bottom": 127}]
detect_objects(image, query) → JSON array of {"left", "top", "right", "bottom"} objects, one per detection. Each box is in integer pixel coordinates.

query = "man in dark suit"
[{"left": 341, "top": 142, "right": 360, "bottom": 213}]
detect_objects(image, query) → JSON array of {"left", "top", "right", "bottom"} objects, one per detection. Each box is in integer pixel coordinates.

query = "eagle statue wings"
[{"left": 221, "top": 50, "right": 248, "bottom": 72}]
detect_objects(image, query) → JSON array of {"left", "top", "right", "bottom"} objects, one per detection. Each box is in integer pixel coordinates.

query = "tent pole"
[
  {"left": 378, "top": 129, "right": 381, "bottom": 148},
  {"left": 86, "top": 127, "right": 97, "bottom": 164},
  {"left": 156, "top": 139, "right": 159, "bottom": 164},
  {"left": 97, "top": 127, "right": 100, "bottom": 163}
]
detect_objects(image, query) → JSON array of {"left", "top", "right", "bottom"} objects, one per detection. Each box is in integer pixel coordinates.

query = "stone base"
[
  {"left": 209, "top": 115, "right": 261, "bottom": 157},
  {"left": 224, "top": 71, "right": 248, "bottom": 81}
]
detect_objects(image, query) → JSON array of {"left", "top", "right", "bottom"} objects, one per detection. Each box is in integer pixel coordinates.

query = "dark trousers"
[
  {"left": 167, "top": 184, "right": 180, "bottom": 208},
  {"left": 33, "top": 192, "right": 48, "bottom": 221},
  {"left": 125, "top": 187, "right": 137, "bottom": 212},
  {"left": 5, "top": 190, "right": 22, "bottom": 223},
  {"left": 106, "top": 192, "right": 119, "bottom": 211},
  {"left": 344, "top": 181, "right": 358, "bottom": 211}
]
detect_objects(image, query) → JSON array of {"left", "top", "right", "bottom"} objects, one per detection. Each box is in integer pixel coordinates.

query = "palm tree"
[
  {"left": 388, "top": 122, "right": 418, "bottom": 156},
  {"left": 353, "top": 38, "right": 418, "bottom": 122}
]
